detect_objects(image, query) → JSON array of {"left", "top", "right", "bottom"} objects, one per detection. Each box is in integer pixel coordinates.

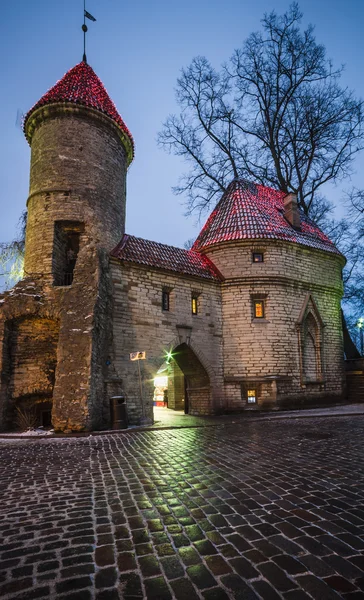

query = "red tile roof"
[
  {"left": 23, "top": 62, "right": 134, "bottom": 163},
  {"left": 193, "top": 179, "right": 342, "bottom": 256},
  {"left": 111, "top": 235, "right": 223, "bottom": 281}
]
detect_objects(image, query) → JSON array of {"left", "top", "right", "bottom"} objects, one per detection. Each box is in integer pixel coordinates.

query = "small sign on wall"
[{"left": 130, "top": 351, "right": 146, "bottom": 361}]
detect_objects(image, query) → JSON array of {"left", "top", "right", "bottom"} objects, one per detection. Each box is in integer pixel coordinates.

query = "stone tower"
[{"left": 0, "top": 62, "right": 133, "bottom": 432}]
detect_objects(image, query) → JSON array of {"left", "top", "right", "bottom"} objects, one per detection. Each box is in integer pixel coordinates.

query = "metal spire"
[{"left": 82, "top": 1, "right": 96, "bottom": 63}]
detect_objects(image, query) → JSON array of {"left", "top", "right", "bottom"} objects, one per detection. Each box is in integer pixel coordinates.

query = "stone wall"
[
  {"left": 110, "top": 260, "right": 224, "bottom": 424},
  {"left": 345, "top": 358, "right": 364, "bottom": 402},
  {"left": 167, "top": 361, "right": 185, "bottom": 411},
  {"left": 205, "top": 240, "right": 345, "bottom": 410},
  {"left": 0, "top": 246, "right": 113, "bottom": 432}
]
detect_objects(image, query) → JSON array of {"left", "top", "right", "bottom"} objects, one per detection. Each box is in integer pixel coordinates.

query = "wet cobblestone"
[{"left": 1, "top": 415, "right": 364, "bottom": 598}]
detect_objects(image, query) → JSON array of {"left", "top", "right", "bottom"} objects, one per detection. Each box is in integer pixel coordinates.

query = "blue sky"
[{"left": 1, "top": 0, "right": 364, "bottom": 255}]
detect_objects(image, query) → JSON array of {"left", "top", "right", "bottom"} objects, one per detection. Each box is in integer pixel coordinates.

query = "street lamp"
[{"left": 357, "top": 317, "right": 364, "bottom": 356}]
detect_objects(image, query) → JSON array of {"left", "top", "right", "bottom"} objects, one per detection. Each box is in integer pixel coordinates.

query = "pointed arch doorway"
[{"left": 153, "top": 343, "right": 211, "bottom": 416}]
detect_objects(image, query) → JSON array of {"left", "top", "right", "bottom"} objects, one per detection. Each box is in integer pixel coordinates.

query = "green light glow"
[
  {"left": 164, "top": 349, "right": 174, "bottom": 363},
  {"left": 357, "top": 317, "right": 364, "bottom": 329}
]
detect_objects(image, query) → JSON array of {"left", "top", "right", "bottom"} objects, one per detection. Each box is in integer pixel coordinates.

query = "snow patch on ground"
[{"left": 0, "top": 428, "right": 54, "bottom": 437}]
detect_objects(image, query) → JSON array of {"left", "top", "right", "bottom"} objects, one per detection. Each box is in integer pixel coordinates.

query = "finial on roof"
[{"left": 82, "top": 1, "right": 96, "bottom": 64}]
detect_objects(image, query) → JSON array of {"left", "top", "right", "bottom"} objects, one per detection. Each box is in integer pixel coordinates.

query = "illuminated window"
[
  {"left": 247, "top": 390, "right": 257, "bottom": 404},
  {"left": 162, "top": 290, "right": 170, "bottom": 311},
  {"left": 191, "top": 296, "right": 198, "bottom": 315},
  {"left": 254, "top": 300, "right": 265, "bottom": 319},
  {"left": 252, "top": 252, "right": 264, "bottom": 263}
]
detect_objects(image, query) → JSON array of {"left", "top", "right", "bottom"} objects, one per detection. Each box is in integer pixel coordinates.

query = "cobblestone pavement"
[{"left": 1, "top": 416, "right": 364, "bottom": 599}]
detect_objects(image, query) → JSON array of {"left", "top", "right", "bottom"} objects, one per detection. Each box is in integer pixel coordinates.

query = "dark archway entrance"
[{"left": 154, "top": 343, "right": 211, "bottom": 416}]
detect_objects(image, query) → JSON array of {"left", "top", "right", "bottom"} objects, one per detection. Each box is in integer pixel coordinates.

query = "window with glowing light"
[
  {"left": 162, "top": 290, "right": 170, "bottom": 311},
  {"left": 253, "top": 300, "right": 265, "bottom": 319},
  {"left": 247, "top": 390, "right": 257, "bottom": 404},
  {"left": 252, "top": 252, "right": 264, "bottom": 263},
  {"left": 191, "top": 296, "right": 198, "bottom": 315}
]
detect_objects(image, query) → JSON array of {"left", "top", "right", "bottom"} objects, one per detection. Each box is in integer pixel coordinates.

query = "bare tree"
[
  {"left": 0, "top": 211, "right": 27, "bottom": 291},
  {"left": 159, "top": 3, "right": 364, "bottom": 219}
]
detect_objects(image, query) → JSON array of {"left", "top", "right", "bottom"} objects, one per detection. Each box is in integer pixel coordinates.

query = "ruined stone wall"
[
  {"left": 8, "top": 317, "right": 59, "bottom": 401},
  {"left": 0, "top": 246, "right": 113, "bottom": 432},
  {"left": 110, "top": 260, "right": 224, "bottom": 424},
  {"left": 205, "top": 240, "right": 345, "bottom": 410}
]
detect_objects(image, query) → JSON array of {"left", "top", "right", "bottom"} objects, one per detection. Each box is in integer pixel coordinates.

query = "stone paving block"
[
  {"left": 144, "top": 576, "right": 172, "bottom": 599},
  {"left": 95, "top": 566, "right": 118, "bottom": 589},
  {"left": 205, "top": 555, "right": 232, "bottom": 576},
  {"left": 117, "top": 551, "right": 137, "bottom": 572},
  {"left": 258, "top": 561, "right": 298, "bottom": 591},
  {"left": 322, "top": 554, "right": 364, "bottom": 579},
  {"left": 220, "top": 574, "right": 259, "bottom": 598},
  {"left": 161, "top": 555, "right": 185, "bottom": 580},
  {"left": 170, "top": 577, "right": 200, "bottom": 600},
  {"left": 118, "top": 571, "right": 143, "bottom": 598},
  {"left": 178, "top": 546, "right": 202, "bottom": 566},
  {"left": 295, "top": 574, "right": 342, "bottom": 599},
  {"left": 56, "top": 576, "right": 93, "bottom": 594},
  {"left": 138, "top": 554, "right": 161, "bottom": 577},
  {"left": 253, "top": 579, "right": 281, "bottom": 600},
  {"left": 202, "top": 587, "right": 230, "bottom": 599},
  {"left": 323, "top": 575, "right": 358, "bottom": 594},
  {"left": 186, "top": 564, "right": 217, "bottom": 589},
  {"left": 272, "top": 554, "right": 307, "bottom": 574},
  {"left": 95, "top": 545, "right": 115, "bottom": 566}
]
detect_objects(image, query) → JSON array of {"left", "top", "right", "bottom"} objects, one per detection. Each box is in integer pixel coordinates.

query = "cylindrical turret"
[{"left": 22, "top": 62, "right": 134, "bottom": 280}]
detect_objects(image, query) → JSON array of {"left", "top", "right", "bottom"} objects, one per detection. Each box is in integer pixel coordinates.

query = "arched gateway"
[{"left": 154, "top": 343, "right": 211, "bottom": 415}]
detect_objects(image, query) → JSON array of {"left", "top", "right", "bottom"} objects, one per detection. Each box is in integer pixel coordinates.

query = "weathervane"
[{"left": 82, "top": 0, "right": 96, "bottom": 63}]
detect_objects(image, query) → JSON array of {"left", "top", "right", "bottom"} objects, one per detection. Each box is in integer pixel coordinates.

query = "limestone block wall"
[
  {"left": 110, "top": 260, "right": 224, "bottom": 424},
  {"left": 205, "top": 240, "right": 345, "bottom": 409},
  {"left": 24, "top": 107, "right": 127, "bottom": 278}
]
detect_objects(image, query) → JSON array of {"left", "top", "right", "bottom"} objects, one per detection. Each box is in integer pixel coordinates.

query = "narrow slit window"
[
  {"left": 252, "top": 252, "right": 264, "bottom": 263},
  {"left": 53, "top": 221, "right": 83, "bottom": 287},
  {"left": 191, "top": 296, "right": 198, "bottom": 315},
  {"left": 254, "top": 300, "right": 264, "bottom": 319},
  {"left": 162, "top": 290, "right": 170, "bottom": 311}
]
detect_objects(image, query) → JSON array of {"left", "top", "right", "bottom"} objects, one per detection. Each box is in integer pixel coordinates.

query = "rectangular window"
[
  {"left": 191, "top": 296, "right": 198, "bottom": 315},
  {"left": 53, "top": 221, "right": 83, "bottom": 287},
  {"left": 254, "top": 300, "right": 264, "bottom": 319},
  {"left": 252, "top": 252, "right": 264, "bottom": 263},
  {"left": 247, "top": 389, "right": 257, "bottom": 404},
  {"left": 162, "top": 290, "right": 170, "bottom": 311}
]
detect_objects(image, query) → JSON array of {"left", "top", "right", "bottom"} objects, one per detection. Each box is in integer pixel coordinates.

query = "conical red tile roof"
[
  {"left": 193, "top": 179, "right": 341, "bottom": 255},
  {"left": 23, "top": 61, "right": 134, "bottom": 163}
]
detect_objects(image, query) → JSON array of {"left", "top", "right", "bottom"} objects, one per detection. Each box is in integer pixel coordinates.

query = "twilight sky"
[{"left": 1, "top": 0, "right": 364, "bottom": 256}]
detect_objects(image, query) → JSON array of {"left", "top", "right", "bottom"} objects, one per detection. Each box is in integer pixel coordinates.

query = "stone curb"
[{"left": 1, "top": 407, "right": 364, "bottom": 440}]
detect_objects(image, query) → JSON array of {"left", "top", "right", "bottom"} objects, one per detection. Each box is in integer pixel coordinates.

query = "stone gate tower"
[{"left": 0, "top": 62, "right": 133, "bottom": 432}]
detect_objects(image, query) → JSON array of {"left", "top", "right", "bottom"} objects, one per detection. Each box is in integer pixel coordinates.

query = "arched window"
[
  {"left": 303, "top": 313, "right": 318, "bottom": 381},
  {"left": 296, "top": 294, "right": 324, "bottom": 385}
]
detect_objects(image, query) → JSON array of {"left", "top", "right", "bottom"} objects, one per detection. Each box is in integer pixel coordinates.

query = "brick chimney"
[{"left": 284, "top": 193, "right": 301, "bottom": 230}]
